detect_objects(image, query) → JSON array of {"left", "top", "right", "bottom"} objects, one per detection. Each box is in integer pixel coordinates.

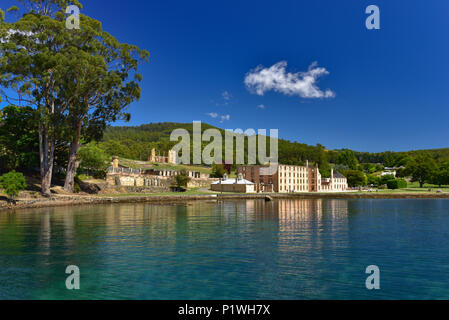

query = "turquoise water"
[{"left": 1, "top": 199, "right": 449, "bottom": 300}]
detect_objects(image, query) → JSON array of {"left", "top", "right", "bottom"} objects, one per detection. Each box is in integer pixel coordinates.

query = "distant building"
[
  {"left": 381, "top": 171, "right": 396, "bottom": 177},
  {"left": 148, "top": 148, "right": 177, "bottom": 164},
  {"left": 237, "top": 162, "right": 348, "bottom": 193},
  {"left": 211, "top": 174, "right": 255, "bottom": 193},
  {"left": 320, "top": 171, "right": 348, "bottom": 192}
]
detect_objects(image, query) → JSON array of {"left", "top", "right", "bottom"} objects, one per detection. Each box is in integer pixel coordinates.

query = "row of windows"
[
  {"left": 280, "top": 172, "right": 308, "bottom": 178},
  {"left": 280, "top": 179, "right": 308, "bottom": 184},
  {"left": 279, "top": 166, "right": 308, "bottom": 172},
  {"left": 279, "top": 186, "right": 309, "bottom": 192}
]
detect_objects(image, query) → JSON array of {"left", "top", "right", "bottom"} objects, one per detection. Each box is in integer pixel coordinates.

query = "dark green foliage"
[
  {"left": 336, "top": 150, "right": 359, "bottom": 170},
  {"left": 73, "top": 182, "right": 81, "bottom": 194},
  {"left": 211, "top": 163, "right": 226, "bottom": 178},
  {"left": 0, "top": 170, "right": 27, "bottom": 199},
  {"left": 0, "top": 105, "right": 39, "bottom": 172},
  {"left": 361, "top": 163, "right": 378, "bottom": 174},
  {"left": 432, "top": 161, "right": 449, "bottom": 187},
  {"left": 356, "top": 149, "right": 449, "bottom": 167},
  {"left": 396, "top": 167, "right": 408, "bottom": 178},
  {"left": 341, "top": 170, "right": 367, "bottom": 187},
  {"left": 78, "top": 143, "right": 108, "bottom": 178},
  {"left": 406, "top": 154, "right": 437, "bottom": 188},
  {"left": 387, "top": 179, "right": 407, "bottom": 190},
  {"left": 367, "top": 174, "right": 381, "bottom": 186},
  {"left": 173, "top": 169, "right": 190, "bottom": 189},
  {"left": 380, "top": 174, "right": 396, "bottom": 185}
]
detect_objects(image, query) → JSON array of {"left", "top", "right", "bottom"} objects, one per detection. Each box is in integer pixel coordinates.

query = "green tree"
[
  {"left": 396, "top": 167, "right": 408, "bottom": 178},
  {"left": 0, "top": 0, "right": 83, "bottom": 195},
  {"left": 0, "top": 1, "right": 148, "bottom": 194},
  {"left": 315, "top": 144, "right": 331, "bottom": 178},
  {"left": 406, "top": 155, "right": 437, "bottom": 188},
  {"left": 173, "top": 169, "right": 190, "bottom": 189},
  {"left": 0, "top": 170, "right": 27, "bottom": 200},
  {"left": 78, "top": 143, "right": 108, "bottom": 177},
  {"left": 337, "top": 150, "right": 359, "bottom": 170},
  {"left": 59, "top": 12, "right": 148, "bottom": 192},
  {"left": 432, "top": 161, "right": 449, "bottom": 187},
  {"left": 0, "top": 105, "right": 39, "bottom": 172},
  {"left": 342, "top": 170, "right": 367, "bottom": 187},
  {"left": 361, "top": 163, "right": 377, "bottom": 174},
  {"left": 380, "top": 174, "right": 396, "bottom": 185},
  {"left": 367, "top": 174, "right": 381, "bottom": 186},
  {"left": 211, "top": 163, "right": 225, "bottom": 178}
]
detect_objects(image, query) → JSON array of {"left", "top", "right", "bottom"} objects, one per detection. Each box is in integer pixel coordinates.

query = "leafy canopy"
[{"left": 0, "top": 170, "right": 27, "bottom": 199}]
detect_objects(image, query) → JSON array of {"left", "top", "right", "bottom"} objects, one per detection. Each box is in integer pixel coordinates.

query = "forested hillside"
[
  {"left": 98, "top": 122, "right": 337, "bottom": 176},
  {"left": 97, "top": 122, "right": 449, "bottom": 182}
]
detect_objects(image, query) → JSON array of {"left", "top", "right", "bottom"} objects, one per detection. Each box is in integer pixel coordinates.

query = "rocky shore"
[{"left": 1, "top": 192, "right": 449, "bottom": 211}]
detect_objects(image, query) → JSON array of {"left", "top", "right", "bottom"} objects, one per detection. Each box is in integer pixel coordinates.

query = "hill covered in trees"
[
  {"left": 98, "top": 122, "right": 336, "bottom": 175},
  {"left": 97, "top": 122, "right": 449, "bottom": 179}
]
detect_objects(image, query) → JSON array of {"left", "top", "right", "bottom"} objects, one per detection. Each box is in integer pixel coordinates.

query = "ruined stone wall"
[
  {"left": 187, "top": 178, "right": 219, "bottom": 188},
  {"left": 106, "top": 173, "right": 170, "bottom": 189}
]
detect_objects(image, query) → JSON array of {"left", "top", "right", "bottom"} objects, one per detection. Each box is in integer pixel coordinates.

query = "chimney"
[
  {"left": 306, "top": 160, "right": 309, "bottom": 168},
  {"left": 112, "top": 156, "right": 119, "bottom": 169},
  {"left": 331, "top": 169, "right": 334, "bottom": 180}
]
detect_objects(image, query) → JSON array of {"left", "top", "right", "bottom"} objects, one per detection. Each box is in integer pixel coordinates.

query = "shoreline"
[{"left": 2, "top": 192, "right": 449, "bottom": 211}]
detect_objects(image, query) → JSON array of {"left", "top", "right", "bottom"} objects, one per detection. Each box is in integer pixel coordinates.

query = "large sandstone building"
[{"left": 237, "top": 163, "right": 347, "bottom": 193}]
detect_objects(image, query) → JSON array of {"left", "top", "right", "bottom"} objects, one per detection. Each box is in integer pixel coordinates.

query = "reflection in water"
[{"left": 1, "top": 199, "right": 449, "bottom": 300}]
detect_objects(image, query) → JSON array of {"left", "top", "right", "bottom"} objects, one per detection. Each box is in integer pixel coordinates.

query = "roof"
[
  {"left": 212, "top": 178, "right": 255, "bottom": 185},
  {"left": 333, "top": 171, "right": 346, "bottom": 179}
]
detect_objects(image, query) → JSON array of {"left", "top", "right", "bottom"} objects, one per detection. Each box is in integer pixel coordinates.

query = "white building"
[{"left": 211, "top": 176, "right": 256, "bottom": 193}]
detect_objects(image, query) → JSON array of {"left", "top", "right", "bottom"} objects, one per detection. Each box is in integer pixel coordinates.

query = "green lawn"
[{"left": 362, "top": 181, "right": 449, "bottom": 194}]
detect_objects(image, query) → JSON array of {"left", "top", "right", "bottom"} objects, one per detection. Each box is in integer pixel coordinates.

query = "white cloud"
[
  {"left": 257, "top": 104, "right": 265, "bottom": 109},
  {"left": 222, "top": 91, "right": 232, "bottom": 101},
  {"left": 206, "top": 112, "right": 230, "bottom": 122},
  {"left": 244, "top": 61, "right": 335, "bottom": 99}
]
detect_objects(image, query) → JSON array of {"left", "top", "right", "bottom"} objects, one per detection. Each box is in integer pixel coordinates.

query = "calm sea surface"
[{"left": 1, "top": 199, "right": 449, "bottom": 300}]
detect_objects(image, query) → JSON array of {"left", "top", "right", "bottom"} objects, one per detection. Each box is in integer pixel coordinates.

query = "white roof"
[{"left": 212, "top": 178, "right": 254, "bottom": 185}]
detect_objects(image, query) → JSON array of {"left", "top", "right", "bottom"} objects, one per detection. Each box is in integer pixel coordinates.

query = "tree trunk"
[
  {"left": 39, "top": 123, "right": 55, "bottom": 197},
  {"left": 63, "top": 122, "right": 81, "bottom": 193},
  {"left": 63, "top": 141, "right": 80, "bottom": 192}
]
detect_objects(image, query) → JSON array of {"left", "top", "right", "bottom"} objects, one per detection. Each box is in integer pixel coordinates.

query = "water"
[{"left": 1, "top": 199, "right": 449, "bottom": 300}]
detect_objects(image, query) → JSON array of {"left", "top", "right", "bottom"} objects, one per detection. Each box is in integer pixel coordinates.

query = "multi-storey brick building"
[{"left": 237, "top": 162, "right": 347, "bottom": 193}]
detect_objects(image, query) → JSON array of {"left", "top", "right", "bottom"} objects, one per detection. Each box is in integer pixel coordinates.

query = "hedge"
[{"left": 387, "top": 179, "right": 408, "bottom": 190}]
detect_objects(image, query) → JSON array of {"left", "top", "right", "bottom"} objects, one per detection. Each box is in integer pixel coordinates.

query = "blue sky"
[{"left": 2, "top": 0, "right": 449, "bottom": 152}]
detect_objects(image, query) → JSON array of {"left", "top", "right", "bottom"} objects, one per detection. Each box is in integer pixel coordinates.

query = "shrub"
[
  {"left": 78, "top": 143, "right": 108, "bottom": 178},
  {"left": 387, "top": 179, "right": 408, "bottom": 190},
  {"left": 0, "top": 170, "right": 27, "bottom": 200},
  {"left": 173, "top": 169, "right": 191, "bottom": 189},
  {"left": 367, "top": 174, "right": 381, "bottom": 186},
  {"left": 380, "top": 174, "right": 396, "bottom": 185},
  {"left": 211, "top": 163, "right": 225, "bottom": 178},
  {"left": 73, "top": 182, "right": 81, "bottom": 194},
  {"left": 341, "top": 170, "right": 367, "bottom": 187}
]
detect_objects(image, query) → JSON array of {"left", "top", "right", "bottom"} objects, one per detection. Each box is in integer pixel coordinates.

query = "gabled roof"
[{"left": 333, "top": 171, "right": 346, "bottom": 179}]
